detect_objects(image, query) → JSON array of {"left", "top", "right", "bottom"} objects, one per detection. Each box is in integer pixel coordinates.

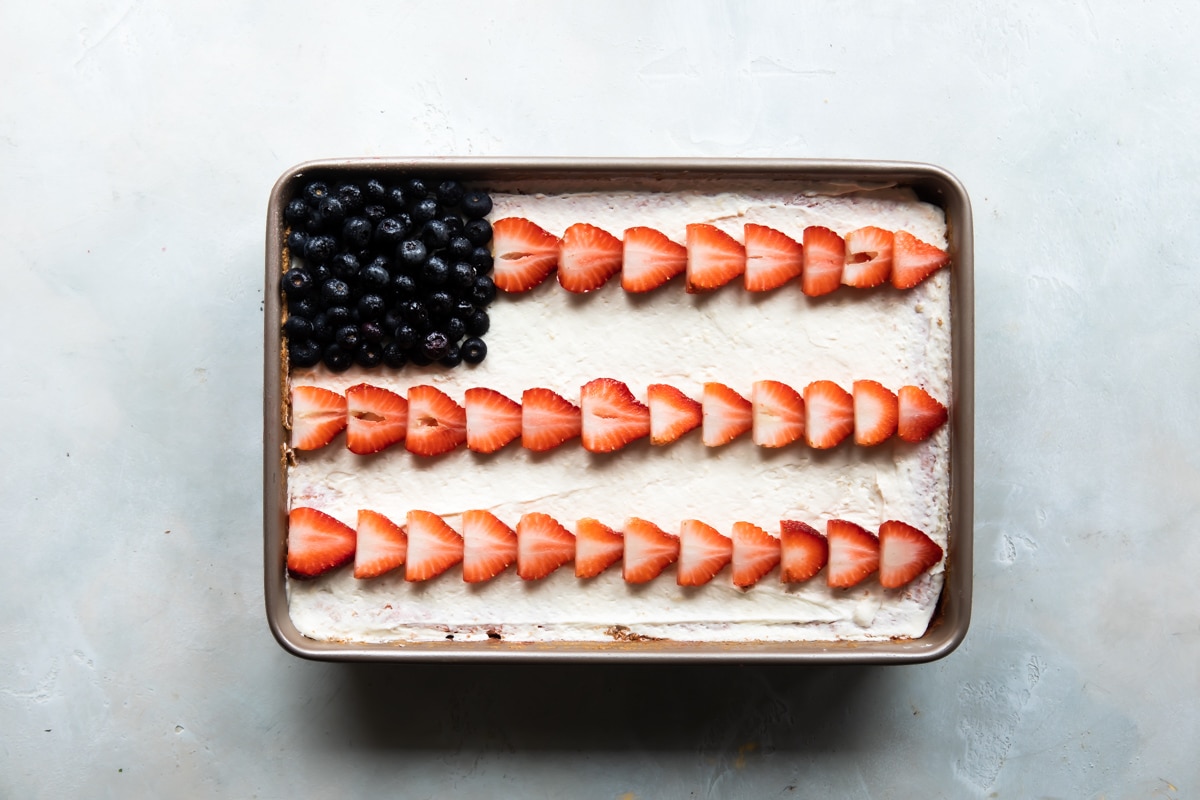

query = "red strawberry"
[
  {"left": 557, "top": 222, "right": 622, "bottom": 293},
  {"left": 575, "top": 517, "right": 624, "bottom": 578},
  {"left": 751, "top": 379, "right": 805, "bottom": 448},
  {"left": 853, "top": 380, "right": 899, "bottom": 446},
  {"left": 406, "top": 385, "right": 467, "bottom": 456},
  {"left": 647, "top": 383, "right": 702, "bottom": 445},
  {"left": 701, "top": 382, "right": 752, "bottom": 447},
  {"left": 686, "top": 223, "right": 745, "bottom": 292},
  {"left": 464, "top": 387, "right": 522, "bottom": 454},
  {"left": 491, "top": 217, "right": 560, "bottom": 293},
  {"left": 580, "top": 378, "right": 650, "bottom": 453},
  {"left": 517, "top": 512, "right": 575, "bottom": 580},
  {"left": 897, "top": 385, "right": 949, "bottom": 443},
  {"left": 353, "top": 509, "right": 407, "bottom": 579},
  {"left": 801, "top": 226, "right": 845, "bottom": 297},
  {"left": 804, "top": 380, "right": 855, "bottom": 449},
  {"left": 622, "top": 226, "right": 687, "bottom": 293},
  {"left": 731, "top": 521, "right": 781, "bottom": 588},
  {"left": 521, "top": 387, "right": 582, "bottom": 451},
  {"left": 287, "top": 506, "right": 356, "bottom": 577},
  {"left": 842, "top": 226, "right": 894, "bottom": 288},
  {"left": 290, "top": 386, "right": 347, "bottom": 451},
  {"left": 892, "top": 231, "right": 950, "bottom": 289},
  {"left": 404, "top": 509, "right": 463, "bottom": 581},
  {"left": 345, "top": 383, "right": 408, "bottom": 455},
  {"left": 623, "top": 517, "right": 679, "bottom": 583},
  {"left": 879, "top": 520, "right": 943, "bottom": 588},
  {"left": 826, "top": 519, "right": 879, "bottom": 588},
  {"left": 743, "top": 223, "right": 804, "bottom": 291},
  {"left": 676, "top": 519, "right": 732, "bottom": 587},
  {"left": 779, "top": 519, "right": 828, "bottom": 583},
  {"left": 461, "top": 509, "right": 518, "bottom": 583}
]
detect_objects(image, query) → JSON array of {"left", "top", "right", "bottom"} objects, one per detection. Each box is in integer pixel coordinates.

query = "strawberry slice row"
[
  {"left": 492, "top": 218, "right": 949, "bottom": 295},
  {"left": 290, "top": 380, "right": 948, "bottom": 453},
  {"left": 287, "top": 507, "right": 944, "bottom": 590}
]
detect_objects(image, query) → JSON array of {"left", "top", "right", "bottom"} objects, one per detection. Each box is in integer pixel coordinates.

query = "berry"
[
  {"left": 465, "top": 387, "right": 523, "bottom": 454},
  {"left": 686, "top": 223, "right": 745, "bottom": 292},
  {"left": 461, "top": 510, "right": 518, "bottom": 583},
  {"left": 321, "top": 278, "right": 351, "bottom": 304},
  {"left": 842, "top": 226, "right": 894, "bottom": 288},
  {"left": 404, "top": 510, "right": 463, "bottom": 581},
  {"left": 390, "top": 273, "right": 417, "bottom": 299},
  {"left": 355, "top": 342, "right": 382, "bottom": 367},
  {"left": 491, "top": 217, "right": 559, "bottom": 292},
  {"left": 444, "top": 316, "right": 466, "bottom": 341},
  {"left": 322, "top": 343, "right": 353, "bottom": 372},
  {"left": 342, "top": 216, "right": 373, "bottom": 250},
  {"left": 892, "top": 231, "right": 949, "bottom": 289},
  {"left": 520, "top": 387, "right": 580, "bottom": 451},
  {"left": 411, "top": 197, "right": 439, "bottom": 223},
  {"left": 580, "top": 378, "right": 650, "bottom": 453},
  {"left": 460, "top": 337, "right": 487, "bottom": 364},
  {"left": 289, "top": 296, "right": 319, "bottom": 319},
  {"left": 461, "top": 190, "right": 492, "bottom": 219},
  {"left": 422, "top": 256, "right": 450, "bottom": 286},
  {"left": 287, "top": 507, "right": 355, "bottom": 578},
  {"left": 405, "top": 385, "right": 466, "bottom": 456},
  {"left": 425, "top": 290, "right": 454, "bottom": 318},
  {"left": 302, "top": 182, "right": 329, "bottom": 206},
  {"left": 422, "top": 219, "right": 451, "bottom": 250},
  {"left": 397, "top": 238, "right": 427, "bottom": 266},
  {"left": 290, "top": 385, "right": 347, "bottom": 450},
  {"left": 364, "top": 179, "right": 386, "bottom": 201},
  {"left": 374, "top": 217, "right": 408, "bottom": 249},
  {"left": 897, "top": 385, "right": 949, "bottom": 442},
  {"left": 360, "top": 260, "right": 390, "bottom": 289},
  {"left": 282, "top": 268, "right": 313, "bottom": 297},
  {"left": 363, "top": 204, "right": 387, "bottom": 224},
  {"left": 324, "top": 305, "right": 353, "bottom": 329},
  {"left": 421, "top": 331, "right": 449, "bottom": 360},
  {"left": 469, "top": 246, "right": 493, "bottom": 273},
  {"left": 357, "top": 293, "right": 385, "bottom": 320},
  {"left": 331, "top": 252, "right": 360, "bottom": 280},
  {"left": 289, "top": 340, "right": 322, "bottom": 368},
  {"left": 304, "top": 235, "right": 336, "bottom": 264},
  {"left": 465, "top": 310, "right": 489, "bottom": 336},
  {"left": 516, "top": 512, "right": 576, "bottom": 581},
  {"left": 436, "top": 179, "right": 465, "bottom": 207},
  {"left": 354, "top": 509, "right": 407, "bottom": 579},
  {"left": 744, "top": 224, "right": 804, "bottom": 292},
  {"left": 382, "top": 342, "right": 407, "bottom": 368},
  {"left": 804, "top": 380, "right": 854, "bottom": 449},
  {"left": 346, "top": 383, "right": 408, "bottom": 455},
  {"left": 438, "top": 345, "right": 461, "bottom": 367},
  {"left": 575, "top": 518, "right": 624, "bottom": 579},
  {"left": 701, "top": 382, "right": 752, "bottom": 447},
  {"left": 677, "top": 519, "right": 732, "bottom": 587},
  {"left": 448, "top": 235, "right": 473, "bottom": 259},
  {"left": 470, "top": 275, "right": 496, "bottom": 306},
  {"left": 318, "top": 196, "right": 346, "bottom": 224},
  {"left": 853, "top": 380, "right": 899, "bottom": 446},
  {"left": 336, "top": 183, "right": 364, "bottom": 213},
  {"left": 802, "top": 226, "right": 845, "bottom": 297},
  {"left": 647, "top": 383, "right": 702, "bottom": 446},
  {"left": 751, "top": 380, "right": 805, "bottom": 448},
  {"left": 335, "top": 325, "right": 360, "bottom": 349},
  {"left": 731, "top": 521, "right": 781, "bottom": 588},
  {"left": 623, "top": 518, "right": 679, "bottom": 584},
  {"left": 451, "top": 261, "right": 475, "bottom": 289},
  {"left": 558, "top": 222, "right": 623, "bottom": 293},
  {"left": 285, "top": 198, "right": 310, "bottom": 224},
  {"left": 403, "top": 176, "right": 430, "bottom": 198},
  {"left": 780, "top": 520, "right": 828, "bottom": 583},
  {"left": 622, "top": 227, "right": 687, "bottom": 293},
  {"left": 464, "top": 218, "right": 492, "bottom": 246},
  {"left": 287, "top": 230, "right": 309, "bottom": 253},
  {"left": 878, "top": 520, "right": 943, "bottom": 588},
  {"left": 385, "top": 186, "right": 407, "bottom": 210},
  {"left": 283, "top": 315, "right": 313, "bottom": 340},
  {"left": 359, "top": 320, "right": 384, "bottom": 343},
  {"left": 393, "top": 324, "right": 418, "bottom": 350},
  {"left": 826, "top": 519, "right": 879, "bottom": 588}
]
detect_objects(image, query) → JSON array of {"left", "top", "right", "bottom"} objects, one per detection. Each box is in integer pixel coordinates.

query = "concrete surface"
[{"left": 2, "top": 1, "right": 1197, "bottom": 797}]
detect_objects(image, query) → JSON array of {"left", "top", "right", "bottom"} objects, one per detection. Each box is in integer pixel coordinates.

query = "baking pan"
[{"left": 264, "top": 158, "right": 973, "bottom": 663}]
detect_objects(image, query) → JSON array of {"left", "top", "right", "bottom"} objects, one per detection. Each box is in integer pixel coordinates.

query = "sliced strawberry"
[
  {"left": 842, "top": 226, "right": 894, "bottom": 288},
  {"left": 406, "top": 385, "right": 467, "bottom": 456},
  {"left": 826, "top": 519, "right": 879, "bottom": 588},
  {"left": 461, "top": 509, "right": 517, "bottom": 583},
  {"left": 404, "top": 509, "right": 463, "bottom": 581},
  {"left": 623, "top": 517, "right": 679, "bottom": 583},
  {"left": 290, "top": 386, "right": 347, "bottom": 451},
  {"left": 779, "top": 519, "right": 828, "bottom": 583},
  {"left": 677, "top": 519, "right": 732, "bottom": 587},
  {"left": 879, "top": 520, "right": 944, "bottom": 589},
  {"left": 701, "top": 382, "right": 752, "bottom": 447},
  {"left": 353, "top": 509, "right": 407, "bottom": 579},
  {"left": 897, "top": 385, "right": 949, "bottom": 443},
  {"left": 892, "top": 231, "right": 950, "bottom": 289},
  {"left": 580, "top": 378, "right": 650, "bottom": 453},
  {"left": 647, "top": 383, "right": 702, "bottom": 445},
  {"left": 557, "top": 222, "right": 622, "bottom": 293},
  {"left": 521, "top": 387, "right": 582, "bottom": 451},
  {"left": 516, "top": 512, "right": 575, "bottom": 580},
  {"left": 801, "top": 226, "right": 845, "bottom": 297},
  {"left": 287, "top": 506, "right": 356, "bottom": 577},
  {"left": 575, "top": 517, "right": 624, "bottom": 579},
  {"left": 804, "top": 380, "right": 854, "bottom": 449},
  {"left": 491, "top": 217, "right": 560, "bottom": 293},
  {"left": 853, "top": 379, "right": 899, "bottom": 446},
  {"left": 731, "top": 521, "right": 781, "bottom": 588},
  {"left": 345, "top": 383, "right": 407, "bottom": 455},
  {"left": 751, "top": 379, "right": 805, "bottom": 448},
  {"left": 743, "top": 223, "right": 804, "bottom": 291},
  {"left": 685, "top": 223, "right": 745, "bottom": 292},
  {"left": 464, "top": 387, "right": 522, "bottom": 454},
  {"left": 622, "top": 226, "right": 687, "bottom": 293}
]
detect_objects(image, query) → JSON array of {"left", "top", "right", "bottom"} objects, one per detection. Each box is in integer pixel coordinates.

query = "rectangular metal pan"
[{"left": 265, "top": 158, "right": 973, "bottom": 663}]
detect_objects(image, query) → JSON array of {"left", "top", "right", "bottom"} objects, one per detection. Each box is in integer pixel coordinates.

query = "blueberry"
[
  {"left": 331, "top": 252, "right": 361, "bottom": 280},
  {"left": 285, "top": 198, "right": 310, "bottom": 225},
  {"left": 365, "top": 179, "right": 386, "bottom": 201},
  {"left": 447, "top": 235, "right": 473, "bottom": 259},
  {"left": 336, "top": 183, "right": 364, "bottom": 213},
  {"left": 411, "top": 197, "right": 439, "bottom": 223},
  {"left": 289, "top": 296, "right": 319, "bottom": 319},
  {"left": 355, "top": 342, "right": 383, "bottom": 367},
  {"left": 360, "top": 320, "right": 385, "bottom": 343},
  {"left": 322, "top": 278, "right": 352, "bottom": 304},
  {"left": 342, "top": 216, "right": 373, "bottom": 250},
  {"left": 382, "top": 341, "right": 408, "bottom": 368},
  {"left": 464, "top": 218, "right": 492, "bottom": 246},
  {"left": 304, "top": 235, "right": 337, "bottom": 264},
  {"left": 470, "top": 274, "right": 497, "bottom": 306},
  {"left": 466, "top": 309, "right": 490, "bottom": 336},
  {"left": 390, "top": 272, "right": 417, "bottom": 298},
  {"left": 318, "top": 196, "right": 346, "bottom": 224},
  {"left": 421, "top": 331, "right": 449, "bottom": 360},
  {"left": 287, "top": 229, "right": 309, "bottom": 253},
  {"left": 289, "top": 339, "right": 322, "bottom": 367},
  {"left": 461, "top": 190, "right": 492, "bottom": 219},
  {"left": 422, "top": 256, "right": 450, "bottom": 286},
  {"left": 282, "top": 268, "right": 312, "bottom": 297},
  {"left": 451, "top": 262, "right": 476, "bottom": 289},
  {"left": 393, "top": 324, "right": 418, "bottom": 350},
  {"left": 364, "top": 204, "right": 387, "bottom": 224},
  {"left": 385, "top": 186, "right": 407, "bottom": 210},
  {"left": 397, "top": 238, "right": 427, "bottom": 266},
  {"left": 375, "top": 217, "right": 408, "bottom": 249},
  {"left": 440, "top": 214, "right": 465, "bottom": 234},
  {"left": 439, "top": 344, "right": 462, "bottom": 368},
  {"left": 357, "top": 293, "right": 385, "bottom": 320},
  {"left": 361, "top": 261, "right": 390, "bottom": 289},
  {"left": 304, "top": 213, "right": 328, "bottom": 234},
  {"left": 453, "top": 299, "right": 477, "bottom": 318},
  {"left": 325, "top": 305, "right": 353, "bottom": 328},
  {"left": 283, "top": 315, "right": 313, "bottom": 340},
  {"left": 425, "top": 290, "right": 454, "bottom": 318},
  {"left": 444, "top": 316, "right": 466, "bottom": 341},
  {"left": 409, "top": 350, "right": 432, "bottom": 367},
  {"left": 422, "top": 219, "right": 451, "bottom": 250},
  {"left": 323, "top": 343, "right": 354, "bottom": 372},
  {"left": 436, "top": 179, "right": 465, "bottom": 206},
  {"left": 311, "top": 263, "right": 332, "bottom": 283},
  {"left": 461, "top": 337, "right": 487, "bottom": 364},
  {"left": 404, "top": 177, "right": 429, "bottom": 198},
  {"left": 311, "top": 313, "right": 333, "bottom": 343},
  {"left": 404, "top": 302, "right": 431, "bottom": 333},
  {"left": 469, "top": 246, "right": 494, "bottom": 273},
  {"left": 335, "top": 325, "right": 361, "bottom": 349},
  {"left": 303, "top": 181, "right": 330, "bottom": 206}
]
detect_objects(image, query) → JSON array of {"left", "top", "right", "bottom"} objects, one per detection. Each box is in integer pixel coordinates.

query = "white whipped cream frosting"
[{"left": 286, "top": 182, "right": 953, "bottom": 644}]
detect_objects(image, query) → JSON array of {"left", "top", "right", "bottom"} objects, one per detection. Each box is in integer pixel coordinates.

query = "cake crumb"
[{"left": 605, "top": 625, "right": 663, "bottom": 642}]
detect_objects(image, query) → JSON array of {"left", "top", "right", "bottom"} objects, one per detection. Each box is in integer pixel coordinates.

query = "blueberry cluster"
[{"left": 280, "top": 176, "right": 495, "bottom": 370}]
